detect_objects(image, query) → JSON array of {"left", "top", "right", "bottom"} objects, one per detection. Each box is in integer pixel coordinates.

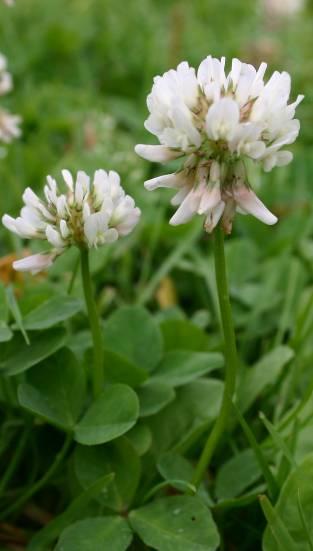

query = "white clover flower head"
[
  {"left": 0, "top": 52, "right": 21, "bottom": 144},
  {"left": 263, "top": 0, "right": 305, "bottom": 17},
  {"left": 136, "top": 56, "right": 303, "bottom": 233},
  {"left": 0, "top": 53, "right": 12, "bottom": 96},
  {"left": 0, "top": 110, "right": 21, "bottom": 143},
  {"left": 2, "top": 169, "right": 141, "bottom": 273}
]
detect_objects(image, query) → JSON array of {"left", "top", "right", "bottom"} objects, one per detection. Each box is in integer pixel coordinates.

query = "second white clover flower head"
[
  {"left": 135, "top": 55, "right": 303, "bottom": 233},
  {"left": 2, "top": 169, "right": 141, "bottom": 273}
]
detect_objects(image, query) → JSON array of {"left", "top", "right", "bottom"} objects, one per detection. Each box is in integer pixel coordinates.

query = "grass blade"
[
  {"left": 232, "top": 401, "right": 279, "bottom": 501},
  {"left": 259, "top": 495, "right": 298, "bottom": 551},
  {"left": 259, "top": 411, "right": 297, "bottom": 469},
  {"left": 296, "top": 489, "right": 313, "bottom": 551},
  {"left": 6, "top": 285, "right": 29, "bottom": 345}
]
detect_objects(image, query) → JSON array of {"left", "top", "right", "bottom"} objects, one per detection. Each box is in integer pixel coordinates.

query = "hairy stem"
[
  {"left": 80, "top": 248, "right": 104, "bottom": 397},
  {"left": 192, "top": 224, "right": 238, "bottom": 488}
]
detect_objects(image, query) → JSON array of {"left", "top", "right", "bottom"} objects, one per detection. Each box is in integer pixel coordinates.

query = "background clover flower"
[
  {"left": 0, "top": 54, "right": 12, "bottom": 96},
  {"left": 2, "top": 169, "right": 141, "bottom": 273},
  {"left": 263, "top": 0, "right": 305, "bottom": 18},
  {"left": 0, "top": 52, "right": 21, "bottom": 144},
  {"left": 0, "top": 110, "right": 21, "bottom": 143},
  {"left": 136, "top": 56, "right": 303, "bottom": 233}
]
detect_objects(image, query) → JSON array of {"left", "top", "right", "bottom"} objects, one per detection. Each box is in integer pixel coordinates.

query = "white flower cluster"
[
  {"left": 136, "top": 56, "right": 303, "bottom": 232},
  {"left": 2, "top": 169, "right": 141, "bottom": 273},
  {"left": 263, "top": 0, "right": 305, "bottom": 17},
  {"left": 0, "top": 53, "right": 21, "bottom": 144},
  {"left": 3, "top": 0, "right": 14, "bottom": 6}
]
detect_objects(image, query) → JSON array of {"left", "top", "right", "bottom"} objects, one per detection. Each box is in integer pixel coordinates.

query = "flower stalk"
[
  {"left": 80, "top": 248, "right": 104, "bottom": 397},
  {"left": 192, "top": 223, "right": 238, "bottom": 488}
]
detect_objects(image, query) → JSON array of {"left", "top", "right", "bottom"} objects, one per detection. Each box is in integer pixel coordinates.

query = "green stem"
[
  {"left": 0, "top": 419, "right": 32, "bottom": 495},
  {"left": 192, "top": 224, "right": 238, "bottom": 488},
  {"left": 80, "top": 248, "right": 104, "bottom": 397},
  {"left": 0, "top": 434, "right": 71, "bottom": 520},
  {"left": 67, "top": 252, "right": 80, "bottom": 295}
]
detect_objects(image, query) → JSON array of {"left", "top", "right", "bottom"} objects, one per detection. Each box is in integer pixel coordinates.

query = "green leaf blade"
[
  {"left": 74, "top": 384, "right": 139, "bottom": 445},
  {"left": 55, "top": 516, "right": 133, "bottom": 551},
  {"left": 0, "top": 329, "right": 67, "bottom": 376},
  {"left": 74, "top": 437, "right": 141, "bottom": 512},
  {"left": 21, "top": 296, "right": 83, "bottom": 330},
  {"left": 103, "top": 306, "right": 163, "bottom": 372},
  {"left": 151, "top": 350, "right": 223, "bottom": 387},
  {"left": 129, "top": 496, "right": 220, "bottom": 551},
  {"left": 18, "top": 348, "right": 86, "bottom": 430}
]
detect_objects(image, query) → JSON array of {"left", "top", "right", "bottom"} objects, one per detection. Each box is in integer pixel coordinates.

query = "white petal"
[
  {"left": 171, "top": 186, "right": 190, "bottom": 206},
  {"left": 275, "top": 150, "right": 293, "bottom": 166},
  {"left": 20, "top": 206, "right": 45, "bottom": 231},
  {"left": 268, "top": 120, "right": 300, "bottom": 150},
  {"left": 204, "top": 201, "right": 225, "bottom": 233},
  {"left": 13, "top": 253, "right": 56, "bottom": 274},
  {"left": 197, "top": 56, "right": 226, "bottom": 93},
  {"left": 144, "top": 172, "right": 185, "bottom": 191},
  {"left": 104, "top": 228, "right": 119, "bottom": 243},
  {"left": 205, "top": 98, "right": 240, "bottom": 141},
  {"left": 110, "top": 194, "right": 141, "bottom": 236},
  {"left": 263, "top": 155, "right": 276, "bottom": 172},
  {"left": 135, "top": 144, "right": 182, "bottom": 163},
  {"left": 93, "top": 169, "right": 108, "bottom": 186},
  {"left": 22, "top": 187, "right": 41, "bottom": 209},
  {"left": 83, "top": 202, "right": 91, "bottom": 221},
  {"left": 45, "top": 225, "right": 65, "bottom": 249},
  {"left": 56, "top": 195, "right": 68, "bottom": 218},
  {"left": 198, "top": 183, "right": 221, "bottom": 215},
  {"left": 0, "top": 72, "right": 12, "bottom": 95},
  {"left": 286, "top": 94, "right": 304, "bottom": 118},
  {"left": 60, "top": 220, "right": 70, "bottom": 239},
  {"left": 62, "top": 169, "right": 74, "bottom": 192},
  {"left": 2, "top": 214, "right": 38, "bottom": 238},
  {"left": 45, "top": 176, "right": 58, "bottom": 205},
  {"left": 0, "top": 111, "right": 21, "bottom": 142},
  {"left": 233, "top": 186, "right": 278, "bottom": 225},
  {"left": 228, "top": 58, "right": 242, "bottom": 89},
  {"left": 75, "top": 171, "right": 90, "bottom": 206},
  {"left": 84, "top": 212, "right": 110, "bottom": 247},
  {"left": 244, "top": 140, "right": 266, "bottom": 159},
  {"left": 263, "top": 150, "right": 293, "bottom": 172},
  {"left": 253, "top": 62, "right": 267, "bottom": 87},
  {"left": 170, "top": 103, "right": 201, "bottom": 148},
  {"left": 22, "top": 187, "right": 54, "bottom": 222},
  {"left": 2, "top": 214, "right": 19, "bottom": 235},
  {"left": 169, "top": 188, "right": 199, "bottom": 225},
  {"left": 209, "top": 160, "right": 221, "bottom": 183}
]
